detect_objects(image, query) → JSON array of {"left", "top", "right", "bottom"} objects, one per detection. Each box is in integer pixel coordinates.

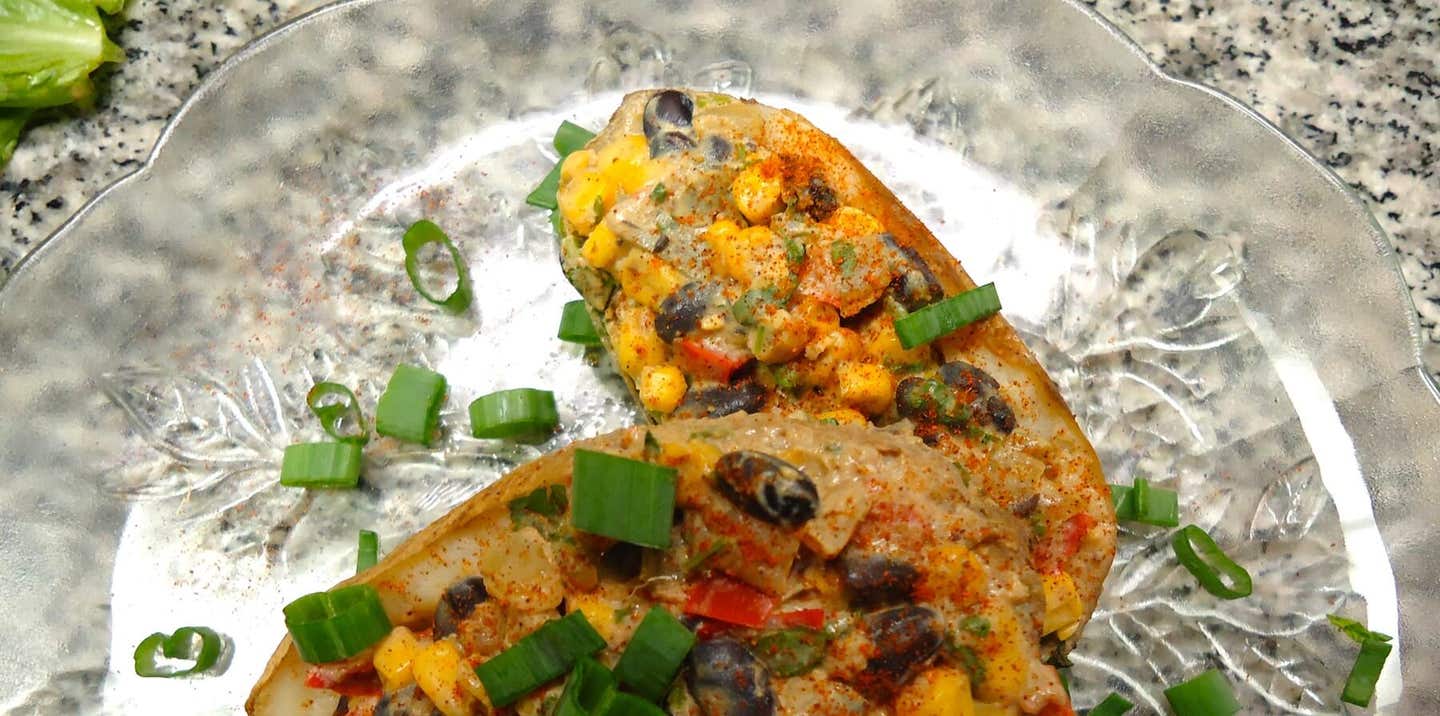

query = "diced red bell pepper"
[
  {"left": 684, "top": 576, "right": 775, "bottom": 628},
  {"left": 772, "top": 608, "right": 825, "bottom": 631},
  {"left": 674, "top": 338, "right": 751, "bottom": 382},
  {"left": 1035, "top": 513, "right": 1096, "bottom": 574}
]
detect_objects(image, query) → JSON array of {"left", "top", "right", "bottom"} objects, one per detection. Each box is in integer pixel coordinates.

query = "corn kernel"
[
  {"left": 413, "top": 639, "right": 478, "bottom": 716},
  {"left": 581, "top": 221, "right": 623, "bottom": 269},
  {"left": 864, "top": 316, "right": 934, "bottom": 367},
  {"left": 617, "top": 251, "right": 686, "bottom": 311},
  {"left": 558, "top": 171, "right": 614, "bottom": 236},
  {"left": 896, "top": 667, "right": 975, "bottom": 716},
  {"left": 731, "top": 164, "right": 785, "bottom": 224},
  {"left": 976, "top": 610, "right": 1026, "bottom": 703},
  {"left": 826, "top": 206, "right": 884, "bottom": 236},
  {"left": 920, "top": 544, "right": 987, "bottom": 600},
  {"left": 639, "top": 364, "right": 688, "bottom": 414},
  {"left": 560, "top": 149, "right": 595, "bottom": 183},
  {"left": 837, "top": 361, "right": 894, "bottom": 416},
  {"left": 612, "top": 302, "right": 668, "bottom": 376},
  {"left": 814, "top": 408, "right": 867, "bottom": 426},
  {"left": 750, "top": 308, "right": 809, "bottom": 364},
  {"left": 1042, "top": 572, "right": 1083, "bottom": 637},
  {"left": 372, "top": 626, "right": 421, "bottom": 692},
  {"left": 598, "top": 134, "right": 654, "bottom": 194},
  {"left": 973, "top": 704, "right": 1017, "bottom": 716},
  {"left": 567, "top": 592, "right": 617, "bottom": 643}
]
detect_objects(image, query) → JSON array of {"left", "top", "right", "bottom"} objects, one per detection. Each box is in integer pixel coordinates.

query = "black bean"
[
  {"left": 839, "top": 551, "right": 919, "bottom": 608},
  {"left": 375, "top": 684, "right": 442, "bottom": 716},
  {"left": 432, "top": 576, "right": 488, "bottom": 638},
  {"left": 677, "top": 380, "right": 766, "bottom": 418},
  {"left": 649, "top": 130, "right": 698, "bottom": 157},
  {"left": 686, "top": 638, "right": 776, "bottom": 716},
  {"left": 881, "top": 234, "right": 945, "bottom": 311},
  {"left": 656, "top": 282, "right": 718, "bottom": 342},
  {"left": 853, "top": 606, "right": 944, "bottom": 701},
  {"left": 644, "top": 90, "right": 694, "bottom": 133},
  {"left": 802, "top": 176, "right": 840, "bottom": 222},
  {"left": 705, "top": 135, "right": 733, "bottom": 163},
  {"left": 939, "top": 361, "right": 1016, "bottom": 434},
  {"left": 331, "top": 696, "right": 350, "bottom": 716},
  {"left": 712, "top": 451, "right": 819, "bottom": 528},
  {"left": 894, "top": 376, "right": 966, "bottom": 426}
]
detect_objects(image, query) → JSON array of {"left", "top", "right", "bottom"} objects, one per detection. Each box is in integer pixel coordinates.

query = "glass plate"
[{"left": 1, "top": 0, "right": 1436, "bottom": 713}]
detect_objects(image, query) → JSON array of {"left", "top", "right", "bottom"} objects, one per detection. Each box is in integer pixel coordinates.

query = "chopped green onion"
[
  {"left": 1171, "top": 525, "right": 1252, "bottom": 599},
  {"left": 614, "top": 607, "right": 697, "bottom": 702},
  {"left": 1109, "top": 478, "right": 1180, "bottom": 527},
  {"left": 1089, "top": 692, "right": 1134, "bottom": 715},
  {"left": 1163, "top": 669, "right": 1240, "bottom": 716},
  {"left": 279, "top": 442, "right": 362, "bottom": 488},
  {"left": 528, "top": 122, "right": 597, "bottom": 209},
  {"left": 895, "top": 282, "right": 1002, "bottom": 349},
  {"left": 509, "top": 484, "right": 569, "bottom": 523},
  {"left": 682, "top": 539, "right": 731, "bottom": 574},
  {"left": 559, "top": 300, "right": 603, "bottom": 346},
  {"left": 374, "top": 364, "right": 447, "bottom": 446},
  {"left": 356, "top": 529, "right": 378, "bottom": 573},
  {"left": 554, "top": 120, "right": 597, "bottom": 156},
  {"left": 133, "top": 626, "right": 224, "bottom": 678},
  {"left": 752, "top": 628, "right": 827, "bottom": 677},
  {"left": 571, "top": 449, "right": 677, "bottom": 549},
  {"left": 475, "top": 611, "right": 606, "bottom": 707},
  {"left": 650, "top": 182, "right": 669, "bottom": 203},
  {"left": 1341, "top": 636, "right": 1392, "bottom": 707},
  {"left": 592, "top": 689, "right": 667, "bottom": 716},
  {"left": 784, "top": 237, "right": 806, "bottom": 265},
  {"left": 283, "top": 584, "right": 392, "bottom": 664},
  {"left": 402, "top": 219, "right": 472, "bottom": 313},
  {"left": 556, "top": 657, "right": 615, "bottom": 716},
  {"left": 528, "top": 164, "right": 563, "bottom": 210},
  {"left": 468, "top": 388, "right": 559, "bottom": 442},
  {"left": 306, "top": 382, "right": 369, "bottom": 444},
  {"left": 551, "top": 210, "right": 566, "bottom": 238},
  {"left": 1327, "top": 613, "right": 1392, "bottom": 645},
  {"left": 959, "top": 615, "right": 991, "bottom": 637}
]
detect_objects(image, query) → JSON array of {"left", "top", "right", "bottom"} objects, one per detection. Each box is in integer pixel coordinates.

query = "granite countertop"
[{"left": 3, "top": 0, "right": 1437, "bottom": 376}]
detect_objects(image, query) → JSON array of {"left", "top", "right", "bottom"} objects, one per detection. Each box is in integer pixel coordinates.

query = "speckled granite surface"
[{"left": 3, "top": 0, "right": 1437, "bottom": 374}]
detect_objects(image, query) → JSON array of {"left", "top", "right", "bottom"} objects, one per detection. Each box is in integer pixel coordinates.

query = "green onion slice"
[
  {"left": 469, "top": 388, "right": 560, "bottom": 442},
  {"left": 133, "top": 626, "right": 224, "bottom": 678},
  {"left": 279, "top": 442, "right": 362, "bottom": 489},
  {"left": 527, "top": 164, "right": 564, "bottom": 210},
  {"left": 1171, "top": 525, "right": 1252, "bottom": 599},
  {"left": 374, "top": 364, "right": 447, "bottom": 446},
  {"left": 752, "top": 628, "right": 828, "bottom": 678},
  {"left": 356, "top": 529, "right": 379, "bottom": 573},
  {"left": 570, "top": 449, "right": 677, "bottom": 549},
  {"left": 614, "top": 607, "right": 697, "bottom": 702},
  {"left": 1163, "top": 669, "right": 1241, "bottom": 716},
  {"left": 592, "top": 689, "right": 667, "bottom": 716},
  {"left": 556, "top": 656, "right": 615, "bottom": 716},
  {"left": 894, "top": 282, "right": 1002, "bottom": 349},
  {"left": 306, "top": 382, "right": 369, "bottom": 445},
  {"left": 554, "top": 121, "right": 597, "bottom": 156},
  {"left": 402, "top": 219, "right": 472, "bottom": 313},
  {"left": 559, "top": 300, "right": 603, "bottom": 346},
  {"left": 528, "top": 122, "right": 598, "bottom": 210},
  {"left": 1090, "top": 692, "right": 1134, "bottom": 716},
  {"left": 1327, "top": 613, "right": 1392, "bottom": 645},
  {"left": 475, "top": 611, "right": 606, "bottom": 707},
  {"left": 283, "top": 584, "right": 392, "bottom": 664},
  {"left": 1109, "top": 478, "right": 1180, "bottom": 527},
  {"left": 1341, "top": 636, "right": 1392, "bottom": 707}
]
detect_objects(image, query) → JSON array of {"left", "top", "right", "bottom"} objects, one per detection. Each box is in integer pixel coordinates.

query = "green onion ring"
[
  {"left": 1171, "top": 525, "right": 1252, "bottom": 599},
  {"left": 356, "top": 529, "right": 379, "bottom": 573},
  {"left": 134, "top": 626, "right": 224, "bottom": 678},
  {"left": 306, "top": 382, "right": 369, "bottom": 444},
  {"left": 402, "top": 219, "right": 472, "bottom": 313}
]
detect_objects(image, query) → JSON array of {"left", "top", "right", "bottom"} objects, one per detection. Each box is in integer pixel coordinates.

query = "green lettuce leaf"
[{"left": 0, "top": 0, "right": 123, "bottom": 109}]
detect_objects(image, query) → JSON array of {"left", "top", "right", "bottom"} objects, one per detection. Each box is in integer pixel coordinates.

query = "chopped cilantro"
[
  {"left": 651, "top": 182, "right": 668, "bottom": 202},
  {"left": 830, "top": 241, "right": 858, "bottom": 275},
  {"left": 784, "top": 237, "right": 806, "bottom": 265},
  {"left": 960, "top": 615, "right": 992, "bottom": 637}
]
